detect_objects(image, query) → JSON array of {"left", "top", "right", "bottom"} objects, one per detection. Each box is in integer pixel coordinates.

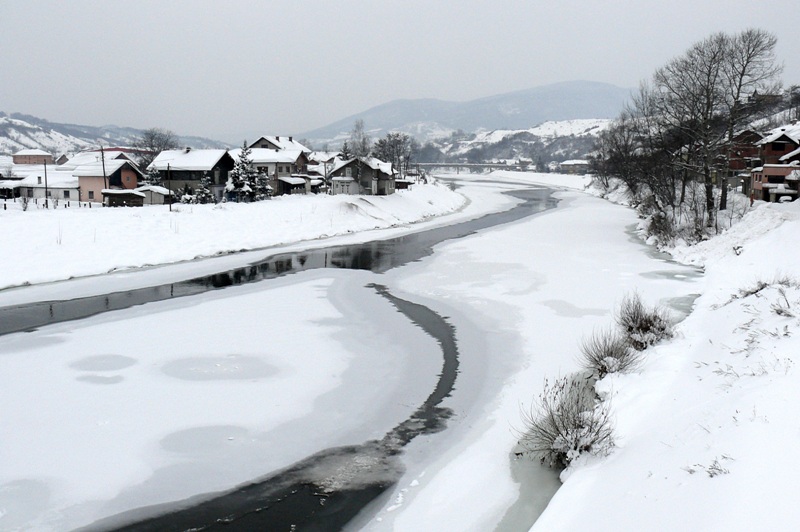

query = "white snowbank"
[
  {"left": 0, "top": 183, "right": 465, "bottom": 290},
  {"left": 532, "top": 199, "right": 800, "bottom": 530}
]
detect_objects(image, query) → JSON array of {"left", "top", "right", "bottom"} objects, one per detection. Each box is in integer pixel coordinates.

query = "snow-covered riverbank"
[
  {"left": 531, "top": 194, "right": 800, "bottom": 531},
  {"left": 0, "top": 183, "right": 465, "bottom": 290}
]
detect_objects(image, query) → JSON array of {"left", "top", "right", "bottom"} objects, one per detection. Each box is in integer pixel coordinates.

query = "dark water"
[
  {"left": 88, "top": 285, "right": 460, "bottom": 532},
  {"left": 4, "top": 186, "right": 559, "bottom": 531},
  {"left": 0, "top": 188, "right": 557, "bottom": 337}
]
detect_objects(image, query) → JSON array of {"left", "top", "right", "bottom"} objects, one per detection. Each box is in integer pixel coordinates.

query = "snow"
[
  {"left": 4, "top": 168, "right": 797, "bottom": 531},
  {"left": 13, "top": 148, "right": 51, "bottom": 156},
  {"left": 0, "top": 183, "right": 466, "bottom": 290},
  {"left": 229, "top": 147, "right": 303, "bottom": 164},
  {"left": 149, "top": 149, "right": 228, "bottom": 171}
]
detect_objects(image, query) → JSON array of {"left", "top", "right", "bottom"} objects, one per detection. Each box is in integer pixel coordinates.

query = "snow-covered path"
[{"left": 0, "top": 172, "right": 703, "bottom": 530}]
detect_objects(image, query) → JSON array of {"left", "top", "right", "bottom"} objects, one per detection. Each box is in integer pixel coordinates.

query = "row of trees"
[
  {"left": 342, "top": 119, "right": 422, "bottom": 177},
  {"left": 592, "top": 29, "right": 784, "bottom": 242}
]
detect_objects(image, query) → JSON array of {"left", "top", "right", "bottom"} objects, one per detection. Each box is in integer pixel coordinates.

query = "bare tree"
[
  {"left": 349, "top": 120, "right": 371, "bottom": 188},
  {"left": 651, "top": 32, "right": 729, "bottom": 228},
  {"left": 133, "top": 128, "right": 179, "bottom": 171},
  {"left": 372, "top": 132, "right": 414, "bottom": 177},
  {"left": 349, "top": 119, "right": 371, "bottom": 158}
]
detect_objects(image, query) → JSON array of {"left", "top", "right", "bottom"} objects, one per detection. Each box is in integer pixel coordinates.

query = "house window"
[
  {"left": 88, "top": 191, "right": 95, "bottom": 200},
  {"left": 345, "top": 167, "right": 352, "bottom": 177},
  {"left": 772, "top": 142, "right": 786, "bottom": 152},
  {"left": 64, "top": 191, "right": 70, "bottom": 199},
  {"left": 126, "top": 176, "right": 130, "bottom": 182},
  {"left": 37, "top": 177, "right": 42, "bottom": 184},
  {"left": 27, "top": 188, "right": 33, "bottom": 197}
]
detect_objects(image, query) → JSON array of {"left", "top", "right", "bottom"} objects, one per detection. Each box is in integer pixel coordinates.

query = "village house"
[
  {"left": 73, "top": 159, "right": 143, "bottom": 203},
  {"left": 750, "top": 162, "right": 800, "bottom": 202},
  {"left": 756, "top": 124, "right": 800, "bottom": 165},
  {"left": 249, "top": 136, "right": 310, "bottom": 152},
  {"left": 559, "top": 159, "right": 590, "bottom": 175},
  {"left": 149, "top": 148, "right": 235, "bottom": 202},
  {"left": 12, "top": 148, "right": 54, "bottom": 165},
  {"left": 229, "top": 148, "right": 316, "bottom": 195},
  {"left": 328, "top": 157, "right": 396, "bottom": 196}
]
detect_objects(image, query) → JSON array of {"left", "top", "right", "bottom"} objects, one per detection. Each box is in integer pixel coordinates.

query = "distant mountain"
[
  {"left": 0, "top": 112, "right": 230, "bottom": 156},
  {"left": 301, "top": 81, "right": 631, "bottom": 146}
]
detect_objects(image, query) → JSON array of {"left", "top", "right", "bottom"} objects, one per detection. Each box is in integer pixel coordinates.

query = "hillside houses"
[{"left": 748, "top": 124, "right": 800, "bottom": 202}]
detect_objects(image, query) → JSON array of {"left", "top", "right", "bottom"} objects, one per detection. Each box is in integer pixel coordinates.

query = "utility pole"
[
  {"left": 167, "top": 163, "right": 172, "bottom": 212},
  {"left": 44, "top": 160, "right": 49, "bottom": 209},
  {"left": 100, "top": 145, "right": 108, "bottom": 206}
]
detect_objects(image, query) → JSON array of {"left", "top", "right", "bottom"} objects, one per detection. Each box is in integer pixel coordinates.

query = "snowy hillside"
[
  {"left": 0, "top": 112, "right": 229, "bottom": 156},
  {"left": 0, "top": 115, "right": 95, "bottom": 155},
  {"left": 425, "top": 118, "right": 610, "bottom": 165}
]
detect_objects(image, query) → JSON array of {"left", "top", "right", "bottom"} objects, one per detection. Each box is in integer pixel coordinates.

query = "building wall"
[
  {"left": 13, "top": 154, "right": 55, "bottom": 165},
  {"left": 79, "top": 176, "right": 106, "bottom": 202},
  {"left": 760, "top": 138, "right": 800, "bottom": 165}
]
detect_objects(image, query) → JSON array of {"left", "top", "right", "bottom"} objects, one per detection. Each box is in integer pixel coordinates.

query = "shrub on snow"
[
  {"left": 580, "top": 328, "right": 641, "bottom": 378},
  {"left": 518, "top": 373, "right": 614, "bottom": 468},
  {"left": 615, "top": 292, "right": 673, "bottom": 351}
]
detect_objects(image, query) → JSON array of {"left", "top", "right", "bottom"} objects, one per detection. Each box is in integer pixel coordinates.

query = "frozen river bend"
[{"left": 0, "top": 172, "right": 701, "bottom": 531}]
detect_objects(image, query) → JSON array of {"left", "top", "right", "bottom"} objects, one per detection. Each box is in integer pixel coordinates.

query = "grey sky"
[{"left": 1, "top": 1, "right": 798, "bottom": 144}]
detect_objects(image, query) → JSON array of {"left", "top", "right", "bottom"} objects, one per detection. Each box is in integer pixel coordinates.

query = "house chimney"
[
  {"left": 185, "top": 147, "right": 191, "bottom": 153},
  {"left": 289, "top": 136, "right": 293, "bottom": 142},
  {"left": 276, "top": 136, "right": 280, "bottom": 141}
]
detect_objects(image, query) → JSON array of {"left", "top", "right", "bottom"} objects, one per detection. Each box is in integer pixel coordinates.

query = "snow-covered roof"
[
  {"left": 780, "top": 146, "right": 800, "bottom": 162},
  {"left": 309, "top": 178, "right": 323, "bottom": 186},
  {"left": 102, "top": 189, "right": 146, "bottom": 197},
  {"left": 332, "top": 176, "right": 354, "bottom": 182},
  {"left": 560, "top": 159, "right": 590, "bottom": 166},
  {"left": 279, "top": 176, "right": 307, "bottom": 185},
  {"left": 71, "top": 159, "right": 140, "bottom": 177},
  {"left": 249, "top": 136, "right": 310, "bottom": 152},
  {"left": 135, "top": 185, "right": 171, "bottom": 195},
  {"left": 18, "top": 169, "right": 78, "bottom": 188},
  {"left": 60, "top": 150, "right": 133, "bottom": 170},
  {"left": 757, "top": 124, "right": 800, "bottom": 145},
  {"left": 149, "top": 149, "right": 229, "bottom": 171},
  {"left": 0, "top": 180, "right": 23, "bottom": 189},
  {"left": 14, "top": 148, "right": 51, "bottom": 156},
  {"left": 308, "top": 151, "right": 340, "bottom": 163},
  {"left": 330, "top": 156, "right": 394, "bottom": 176},
  {"left": 230, "top": 148, "right": 304, "bottom": 165}
]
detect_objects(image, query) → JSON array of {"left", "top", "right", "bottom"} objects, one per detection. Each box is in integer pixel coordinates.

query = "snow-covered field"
[{"left": 2, "top": 170, "right": 796, "bottom": 531}]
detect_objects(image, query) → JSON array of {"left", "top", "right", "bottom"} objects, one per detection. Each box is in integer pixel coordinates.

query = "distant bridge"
[{"left": 414, "top": 162, "right": 531, "bottom": 173}]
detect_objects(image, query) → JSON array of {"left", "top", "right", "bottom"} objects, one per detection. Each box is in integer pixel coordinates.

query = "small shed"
[{"left": 102, "top": 188, "right": 145, "bottom": 207}]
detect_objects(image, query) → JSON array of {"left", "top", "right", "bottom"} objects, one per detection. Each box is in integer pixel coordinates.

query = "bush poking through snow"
[
  {"left": 518, "top": 373, "right": 614, "bottom": 468},
  {"left": 615, "top": 292, "right": 673, "bottom": 351},
  {"left": 580, "top": 328, "right": 641, "bottom": 378}
]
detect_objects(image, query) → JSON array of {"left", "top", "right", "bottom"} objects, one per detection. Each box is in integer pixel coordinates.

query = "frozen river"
[{"left": 0, "top": 174, "right": 702, "bottom": 531}]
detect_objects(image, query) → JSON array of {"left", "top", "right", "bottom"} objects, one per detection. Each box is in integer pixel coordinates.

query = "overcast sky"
[{"left": 1, "top": 1, "right": 798, "bottom": 144}]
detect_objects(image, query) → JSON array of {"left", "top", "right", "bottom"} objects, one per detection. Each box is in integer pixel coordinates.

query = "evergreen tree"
[
  {"left": 195, "top": 173, "right": 215, "bottom": 204},
  {"left": 145, "top": 166, "right": 162, "bottom": 186},
  {"left": 228, "top": 140, "right": 257, "bottom": 202},
  {"left": 340, "top": 140, "right": 352, "bottom": 160},
  {"left": 254, "top": 171, "right": 271, "bottom": 200}
]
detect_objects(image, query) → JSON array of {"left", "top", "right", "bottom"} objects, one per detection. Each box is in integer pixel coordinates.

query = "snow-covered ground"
[
  {"left": 532, "top": 197, "right": 800, "bottom": 532},
  {"left": 0, "top": 183, "right": 465, "bottom": 290},
  {"left": 4, "top": 170, "right": 793, "bottom": 532}
]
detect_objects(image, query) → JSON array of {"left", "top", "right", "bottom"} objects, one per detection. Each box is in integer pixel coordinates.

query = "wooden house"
[{"left": 149, "top": 148, "right": 234, "bottom": 202}]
